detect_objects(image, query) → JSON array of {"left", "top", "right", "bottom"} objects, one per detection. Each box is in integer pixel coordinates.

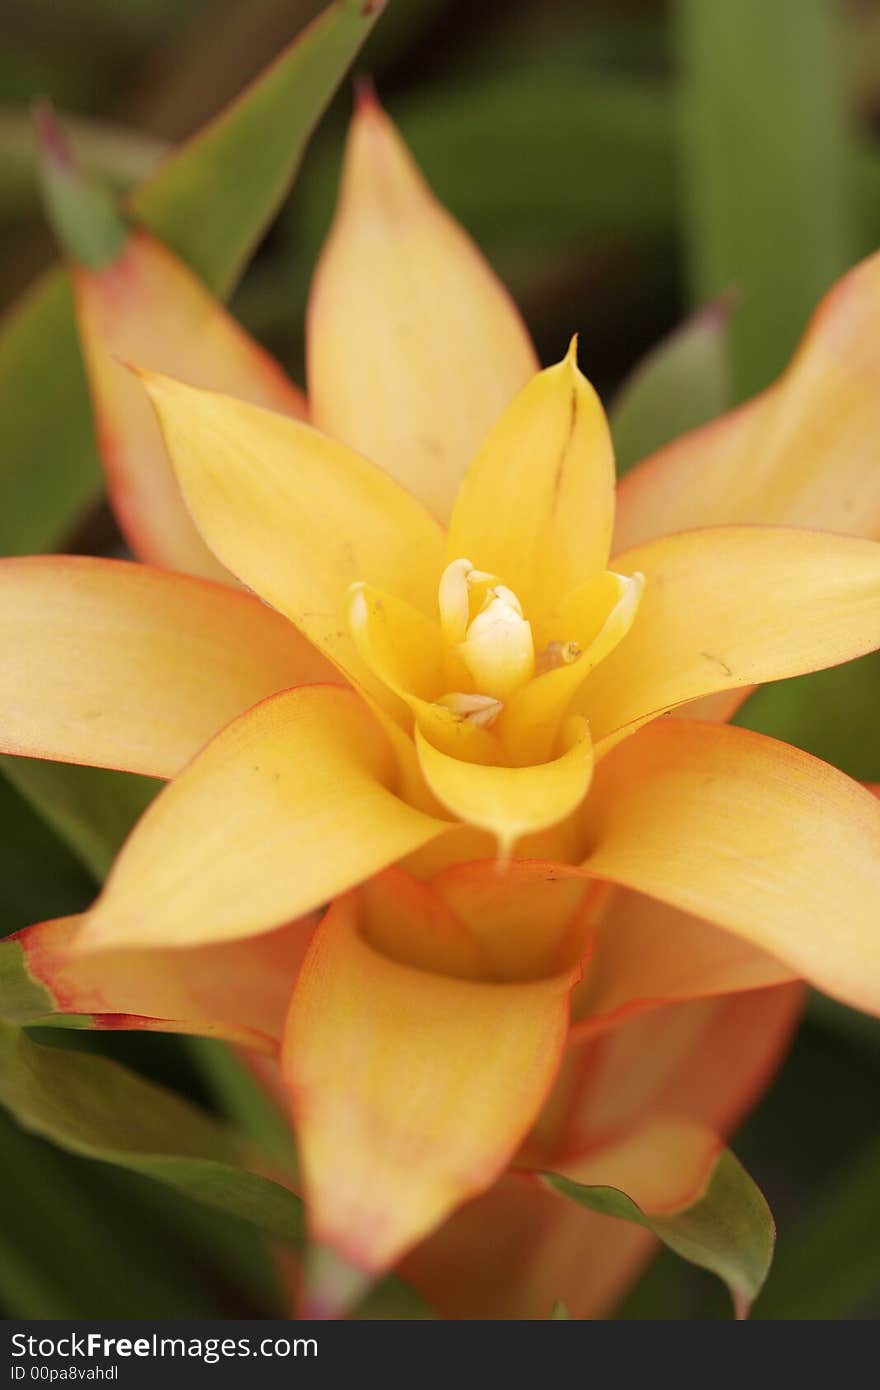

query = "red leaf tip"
[
  {"left": 32, "top": 98, "right": 76, "bottom": 174},
  {"left": 354, "top": 72, "right": 379, "bottom": 114}
]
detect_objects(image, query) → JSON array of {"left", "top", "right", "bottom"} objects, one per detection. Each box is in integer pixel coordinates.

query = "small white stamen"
[{"left": 438, "top": 691, "right": 503, "bottom": 728}]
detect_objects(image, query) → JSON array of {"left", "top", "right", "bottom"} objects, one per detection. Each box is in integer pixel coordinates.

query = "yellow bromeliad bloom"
[{"left": 3, "top": 93, "right": 880, "bottom": 1317}]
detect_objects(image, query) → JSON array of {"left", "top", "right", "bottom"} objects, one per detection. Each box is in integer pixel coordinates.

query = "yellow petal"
[
  {"left": 416, "top": 717, "right": 594, "bottom": 856},
  {"left": 346, "top": 581, "right": 502, "bottom": 761},
  {"left": 140, "top": 372, "right": 445, "bottom": 695},
  {"left": 500, "top": 570, "right": 643, "bottom": 764},
  {"left": 12, "top": 910, "right": 315, "bottom": 1050},
  {"left": 614, "top": 250, "right": 880, "bottom": 551},
  {"left": 586, "top": 526, "right": 880, "bottom": 751},
  {"left": 360, "top": 868, "right": 490, "bottom": 981},
  {"left": 434, "top": 859, "right": 596, "bottom": 982},
  {"left": 0, "top": 555, "right": 332, "bottom": 777},
  {"left": 283, "top": 889, "right": 574, "bottom": 1299},
  {"left": 77, "top": 685, "right": 447, "bottom": 952},
  {"left": 74, "top": 230, "right": 307, "bottom": 580},
  {"left": 571, "top": 889, "right": 795, "bottom": 1033},
  {"left": 307, "top": 91, "right": 537, "bottom": 524},
  {"left": 582, "top": 720, "right": 880, "bottom": 1015},
  {"left": 447, "top": 342, "right": 616, "bottom": 623}
]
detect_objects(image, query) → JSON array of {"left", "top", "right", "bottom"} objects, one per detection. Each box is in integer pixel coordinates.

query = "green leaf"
[
  {"left": 0, "top": 0, "right": 384, "bottom": 557},
  {"left": 674, "top": 0, "right": 855, "bottom": 399},
  {"left": 131, "top": 0, "right": 387, "bottom": 297},
  {"left": 33, "top": 101, "right": 129, "bottom": 271},
  {"left": 0, "top": 1105, "right": 275, "bottom": 1318},
  {"left": 1, "top": 756, "right": 160, "bottom": 881},
  {"left": 0, "top": 1021, "right": 305, "bottom": 1243},
  {"left": 610, "top": 298, "right": 734, "bottom": 475},
  {"left": 736, "top": 652, "right": 880, "bottom": 784},
  {"left": 0, "top": 941, "right": 58, "bottom": 1026},
  {"left": 0, "top": 1023, "right": 433, "bottom": 1319},
  {"left": 0, "top": 105, "right": 166, "bottom": 221},
  {"left": 0, "top": 269, "right": 100, "bottom": 557},
  {"left": 185, "top": 1037, "right": 300, "bottom": 1179},
  {"left": 544, "top": 1147, "right": 774, "bottom": 1318}
]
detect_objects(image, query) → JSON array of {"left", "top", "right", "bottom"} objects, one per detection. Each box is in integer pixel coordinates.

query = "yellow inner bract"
[{"left": 347, "top": 557, "right": 645, "bottom": 771}]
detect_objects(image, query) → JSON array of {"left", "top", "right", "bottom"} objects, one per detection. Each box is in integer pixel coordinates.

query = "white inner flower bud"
[
  {"left": 459, "top": 585, "right": 534, "bottom": 700},
  {"left": 438, "top": 557, "right": 535, "bottom": 701}
]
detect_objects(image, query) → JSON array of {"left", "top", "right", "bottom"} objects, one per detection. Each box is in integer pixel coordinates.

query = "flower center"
[{"left": 438, "top": 558, "right": 535, "bottom": 702}]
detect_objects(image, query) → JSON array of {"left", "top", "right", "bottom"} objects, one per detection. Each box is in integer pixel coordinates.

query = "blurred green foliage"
[{"left": 1, "top": 0, "right": 878, "bottom": 1320}]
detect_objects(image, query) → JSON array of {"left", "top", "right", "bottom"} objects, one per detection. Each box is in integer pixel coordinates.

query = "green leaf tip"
[
  {"left": 33, "top": 99, "right": 128, "bottom": 271},
  {"left": 543, "top": 1145, "right": 775, "bottom": 1319}
]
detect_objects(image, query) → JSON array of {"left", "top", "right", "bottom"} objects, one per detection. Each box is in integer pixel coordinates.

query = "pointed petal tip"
[
  {"left": 301, "top": 1243, "right": 372, "bottom": 1320},
  {"left": 566, "top": 333, "right": 580, "bottom": 366},
  {"left": 33, "top": 101, "right": 127, "bottom": 270},
  {"left": 353, "top": 71, "right": 379, "bottom": 114},
  {"left": 32, "top": 98, "right": 74, "bottom": 174}
]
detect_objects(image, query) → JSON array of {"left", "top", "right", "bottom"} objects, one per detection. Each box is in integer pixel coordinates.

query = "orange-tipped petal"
[
  {"left": 585, "top": 525, "right": 880, "bottom": 750},
  {"left": 4, "top": 911, "right": 316, "bottom": 1050},
  {"left": 77, "top": 685, "right": 447, "bottom": 953},
  {"left": 582, "top": 720, "right": 880, "bottom": 1016},
  {"left": 547, "top": 986, "right": 803, "bottom": 1161},
  {"left": 73, "top": 230, "right": 307, "bottom": 579},
  {"left": 615, "top": 251, "right": 880, "bottom": 551},
  {"left": 307, "top": 92, "right": 537, "bottom": 524},
  {"left": 0, "top": 555, "right": 332, "bottom": 777},
  {"left": 551, "top": 1115, "right": 723, "bottom": 1212},
  {"left": 284, "top": 889, "right": 575, "bottom": 1299},
  {"left": 447, "top": 342, "right": 616, "bottom": 625},
  {"left": 140, "top": 372, "right": 445, "bottom": 699},
  {"left": 571, "top": 890, "right": 795, "bottom": 1034}
]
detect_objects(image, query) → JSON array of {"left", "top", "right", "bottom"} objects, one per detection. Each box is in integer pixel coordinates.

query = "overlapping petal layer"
[
  {"left": 582, "top": 721, "right": 880, "bottom": 1014},
  {"left": 402, "top": 1171, "right": 653, "bottom": 1321},
  {"left": 0, "top": 556, "right": 331, "bottom": 777},
  {"left": 549, "top": 987, "right": 803, "bottom": 1158},
  {"left": 7, "top": 911, "right": 315, "bottom": 1049},
  {"left": 571, "top": 890, "right": 795, "bottom": 1033},
  {"left": 403, "top": 985, "right": 801, "bottom": 1318},
  {"left": 141, "top": 373, "right": 445, "bottom": 699},
  {"left": 307, "top": 92, "right": 537, "bottom": 523},
  {"left": 614, "top": 250, "right": 880, "bottom": 551},
  {"left": 582, "top": 526, "right": 880, "bottom": 750},
  {"left": 415, "top": 718, "right": 593, "bottom": 856},
  {"left": 283, "top": 889, "right": 575, "bottom": 1298},
  {"left": 433, "top": 859, "right": 594, "bottom": 982},
  {"left": 446, "top": 343, "right": 616, "bottom": 626},
  {"left": 74, "top": 231, "right": 307, "bottom": 579},
  {"left": 76, "top": 685, "right": 447, "bottom": 952}
]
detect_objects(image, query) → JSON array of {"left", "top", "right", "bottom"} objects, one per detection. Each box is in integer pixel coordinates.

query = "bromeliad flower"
[{"left": 2, "top": 93, "right": 880, "bottom": 1316}]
